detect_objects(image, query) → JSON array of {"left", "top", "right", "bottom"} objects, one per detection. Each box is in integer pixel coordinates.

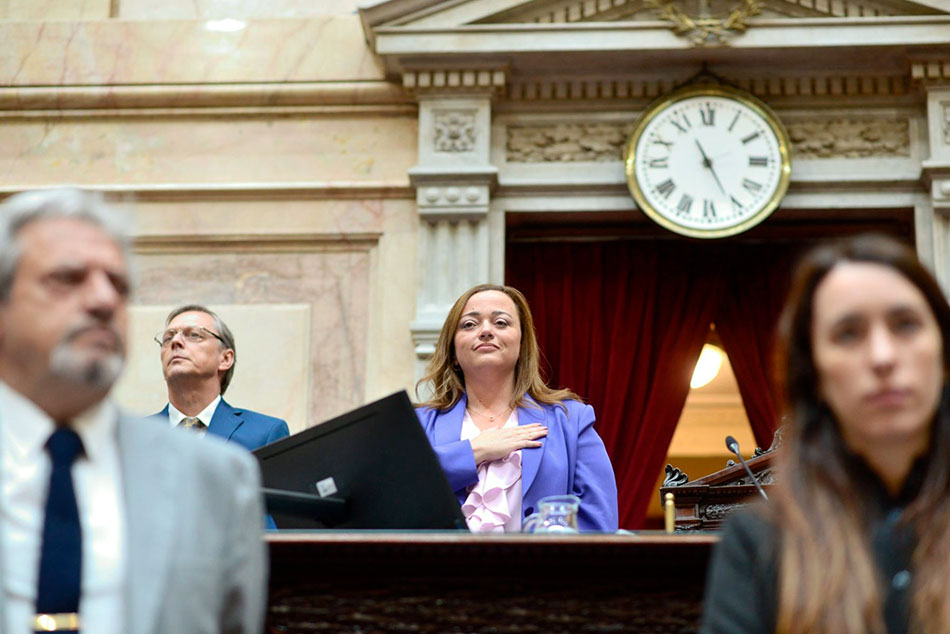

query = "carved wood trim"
[{"left": 267, "top": 535, "right": 716, "bottom": 634}]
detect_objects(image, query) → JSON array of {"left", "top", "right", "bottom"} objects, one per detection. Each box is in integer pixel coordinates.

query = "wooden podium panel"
[
  {"left": 267, "top": 532, "right": 716, "bottom": 633},
  {"left": 660, "top": 428, "right": 783, "bottom": 531}
]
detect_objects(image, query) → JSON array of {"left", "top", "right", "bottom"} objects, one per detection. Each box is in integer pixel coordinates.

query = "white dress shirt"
[
  {"left": 0, "top": 381, "right": 125, "bottom": 634},
  {"left": 167, "top": 395, "right": 221, "bottom": 438}
]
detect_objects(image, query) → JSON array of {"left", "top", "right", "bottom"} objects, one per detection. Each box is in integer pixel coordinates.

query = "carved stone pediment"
[
  {"left": 475, "top": 0, "right": 946, "bottom": 24},
  {"left": 361, "top": 0, "right": 946, "bottom": 30},
  {"left": 361, "top": 0, "right": 950, "bottom": 75}
]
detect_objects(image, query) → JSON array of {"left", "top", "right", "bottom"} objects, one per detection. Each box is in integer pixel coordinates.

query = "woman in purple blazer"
[{"left": 415, "top": 283, "right": 618, "bottom": 532}]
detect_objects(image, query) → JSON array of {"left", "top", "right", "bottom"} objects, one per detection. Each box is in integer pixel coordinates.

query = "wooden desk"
[{"left": 267, "top": 532, "right": 717, "bottom": 633}]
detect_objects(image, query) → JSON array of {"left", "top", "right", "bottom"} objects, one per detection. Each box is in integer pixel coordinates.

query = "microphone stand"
[{"left": 725, "top": 435, "right": 768, "bottom": 501}]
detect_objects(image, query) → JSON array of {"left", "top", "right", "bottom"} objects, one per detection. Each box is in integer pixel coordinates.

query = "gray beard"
[{"left": 49, "top": 340, "right": 124, "bottom": 389}]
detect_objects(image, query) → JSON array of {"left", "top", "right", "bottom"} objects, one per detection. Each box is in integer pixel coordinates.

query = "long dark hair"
[{"left": 773, "top": 234, "right": 950, "bottom": 634}]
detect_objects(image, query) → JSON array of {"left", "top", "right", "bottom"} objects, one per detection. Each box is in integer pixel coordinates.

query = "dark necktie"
[
  {"left": 178, "top": 416, "right": 206, "bottom": 431},
  {"left": 35, "top": 427, "right": 84, "bottom": 633}
]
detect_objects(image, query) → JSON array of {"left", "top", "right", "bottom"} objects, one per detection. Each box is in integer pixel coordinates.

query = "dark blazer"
[
  {"left": 154, "top": 398, "right": 289, "bottom": 451},
  {"left": 416, "top": 395, "right": 619, "bottom": 532},
  {"left": 701, "top": 452, "right": 927, "bottom": 634}
]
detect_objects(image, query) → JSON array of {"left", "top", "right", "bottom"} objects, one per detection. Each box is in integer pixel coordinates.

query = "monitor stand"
[{"left": 262, "top": 488, "right": 348, "bottom": 527}]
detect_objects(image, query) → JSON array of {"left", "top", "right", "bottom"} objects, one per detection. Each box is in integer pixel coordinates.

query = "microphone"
[{"left": 725, "top": 435, "right": 768, "bottom": 501}]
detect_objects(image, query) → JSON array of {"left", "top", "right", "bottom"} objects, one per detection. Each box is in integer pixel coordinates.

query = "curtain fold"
[
  {"left": 714, "top": 246, "right": 798, "bottom": 450},
  {"left": 507, "top": 241, "right": 723, "bottom": 528}
]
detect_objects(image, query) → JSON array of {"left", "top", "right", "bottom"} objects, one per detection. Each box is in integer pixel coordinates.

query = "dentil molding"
[
  {"left": 403, "top": 68, "right": 507, "bottom": 98},
  {"left": 508, "top": 73, "right": 910, "bottom": 102}
]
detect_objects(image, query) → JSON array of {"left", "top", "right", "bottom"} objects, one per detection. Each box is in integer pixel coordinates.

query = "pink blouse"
[{"left": 459, "top": 409, "right": 523, "bottom": 533}]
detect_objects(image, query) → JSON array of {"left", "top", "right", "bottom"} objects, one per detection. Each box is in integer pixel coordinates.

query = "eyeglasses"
[{"left": 154, "top": 326, "right": 226, "bottom": 348}]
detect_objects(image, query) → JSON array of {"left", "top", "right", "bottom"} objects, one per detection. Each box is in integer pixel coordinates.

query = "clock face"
[{"left": 624, "top": 85, "right": 791, "bottom": 239}]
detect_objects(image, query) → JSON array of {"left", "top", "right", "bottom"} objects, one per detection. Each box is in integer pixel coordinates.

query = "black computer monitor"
[{"left": 253, "top": 390, "right": 466, "bottom": 530}]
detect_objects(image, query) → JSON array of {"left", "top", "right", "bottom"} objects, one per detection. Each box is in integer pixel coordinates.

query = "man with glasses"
[
  {"left": 0, "top": 188, "right": 266, "bottom": 634},
  {"left": 153, "top": 305, "right": 289, "bottom": 451}
]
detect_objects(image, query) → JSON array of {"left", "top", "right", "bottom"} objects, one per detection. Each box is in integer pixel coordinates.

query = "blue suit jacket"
[
  {"left": 416, "top": 396, "right": 619, "bottom": 532},
  {"left": 154, "top": 398, "right": 290, "bottom": 452}
]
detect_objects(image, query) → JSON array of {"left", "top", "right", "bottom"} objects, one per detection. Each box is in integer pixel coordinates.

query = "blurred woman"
[
  {"left": 701, "top": 235, "right": 950, "bottom": 634},
  {"left": 415, "top": 283, "right": 618, "bottom": 532}
]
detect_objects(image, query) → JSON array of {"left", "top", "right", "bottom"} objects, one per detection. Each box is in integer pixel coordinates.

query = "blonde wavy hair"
[{"left": 415, "top": 284, "right": 580, "bottom": 411}]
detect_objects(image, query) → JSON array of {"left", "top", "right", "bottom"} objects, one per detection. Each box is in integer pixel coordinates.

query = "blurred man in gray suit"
[{"left": 0, "top": 188, "right": 266, "bottom": 634}]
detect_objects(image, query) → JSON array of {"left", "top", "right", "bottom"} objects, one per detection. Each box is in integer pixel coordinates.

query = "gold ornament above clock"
[
  {"left": 623, "top": 82, "right": 791, "bottom": 239},
  {"left": 645, "top": 0, "right": 764, "bottom": 46}
]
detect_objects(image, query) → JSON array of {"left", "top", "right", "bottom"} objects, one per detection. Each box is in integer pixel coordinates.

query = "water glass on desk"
[{"left": 522, "top": 495, "right": 581, "bottom": 533}]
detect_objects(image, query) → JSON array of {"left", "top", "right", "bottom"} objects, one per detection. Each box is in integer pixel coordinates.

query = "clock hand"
[{"left": 695, "top": 139, "right": 727, "bottom": 195}]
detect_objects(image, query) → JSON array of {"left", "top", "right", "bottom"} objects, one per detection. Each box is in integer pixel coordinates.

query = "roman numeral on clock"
[
  {"left": 655, "top": 179, "right": 675, "bottom": 199},
  {"left": 728, "top": 112, "right": 740, "bottom": 132},
  {"left": 649, "top": 157, "right": 669, "bottom": 168},
  {"left": 677, "top": 194, "right": 694, "bottom": 215},
  {"left": 700, "top": 105, "right": 715, "bottom": 126},
  {"left": 742, "top": 178, "right": 763, "bottom": 193},
  {"left": 703, "top": 199, "right": 716, "bottom": 218},
  {"left": 741, "top": 132, "right": 760, "bottom": 145},
  {"left": 669, "top": 114, "right": 692, "bottom": 134},
  {"left": 749, "top": 156, "right": 769, "bottom": 167}
]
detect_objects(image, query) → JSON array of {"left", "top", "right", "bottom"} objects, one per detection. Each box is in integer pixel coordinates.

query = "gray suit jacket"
[{"left": 0, "top": 412, "right": 267, "bottom": 634}]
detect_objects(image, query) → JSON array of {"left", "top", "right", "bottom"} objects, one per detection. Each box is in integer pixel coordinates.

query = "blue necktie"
[{"left": 35, "top": 427, "right": 84, "bottom": 632}]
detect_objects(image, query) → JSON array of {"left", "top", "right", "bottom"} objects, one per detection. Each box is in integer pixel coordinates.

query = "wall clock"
[{"left": 623, "top": 83, "right": 791, "bottom": 239}]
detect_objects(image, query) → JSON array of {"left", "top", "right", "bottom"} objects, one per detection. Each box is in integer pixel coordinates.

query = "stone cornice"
[
  {"left": 134, "top": 233, "right": 381, "bottom": 254},
  {"left": 373, "top": 16, "right": 950, "bottom": 57},
  {"left": 0, "top": 182, "right": 415, "bottom": 202},
  {"left": 0, "top": 82, "right": 412, "bottom": 113}
]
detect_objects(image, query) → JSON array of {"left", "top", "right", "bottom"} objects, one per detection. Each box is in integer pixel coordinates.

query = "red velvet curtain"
[
  {"left": 507, "top": 241, "right": 725, "bottom": 528},
  {"left": 713, "top": 246, "right": 798, "bottom": 450}
]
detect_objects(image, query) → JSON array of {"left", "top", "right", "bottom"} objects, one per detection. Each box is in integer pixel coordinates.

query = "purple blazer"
[{"left": 416, "top": 395, "right": 619, "bottom": 532}]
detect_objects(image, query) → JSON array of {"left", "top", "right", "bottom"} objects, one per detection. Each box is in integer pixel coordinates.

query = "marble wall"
[
  {"left": 0, "top": 17, "right": 385, "bottom": 85},
  {"left": 1, "top": 0, "right": 363, "bottom": 20},
  {"left": 116, "top": 304, "right": 314, "bottom": 433},
  {"left": 0, "top": 2, "right": 421, "bottom": 428},
  {"left": 1, "top": 115, "right": 415, "bottom": 186},
  {"left": 117, "top": 0, "right": 364, "bottom": 19}
]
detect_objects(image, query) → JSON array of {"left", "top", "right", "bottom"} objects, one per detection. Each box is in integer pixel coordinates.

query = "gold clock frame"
[{"left": 623, "top": 83, "right": 792, "bottom": 239}]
